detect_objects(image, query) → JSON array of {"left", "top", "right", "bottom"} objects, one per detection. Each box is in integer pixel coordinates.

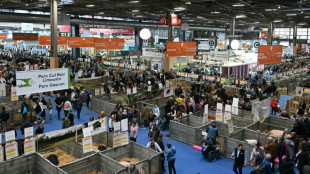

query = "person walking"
[
  {"left": 47, "top": 99, "right": 53, "bottom": 120},
  {"left": 153, "top": 104, "right": 160, "bottom": 116},
  {"left": 64, "top": 100, "right": 72, "bottom": 117},
  {"left": 141, "top": 104, "right": 150, "bottom": 128},
  {"left": 153, "top": 114, "right": 163, "bottom": 130},
  {"left": 0, "top": 107, "right": 9, "bottom": 131},
  {"left": 55, "top": 94, "right": 64, "bottom": 119},
  {"left": 146, "top": 138, "right": 162, "bottom": 152},
  {"left": 34, "top": 100, "right": 45, "bottom": 124},
  {"left": 129, "top": 121, "right": 138, "bottom": 142},
  {"left": 157, "top": 133, "right": 166, "bottom": 173},
  {"left": 166, "top": 143, "right": 176, "bottom": 174},
  {"left": 40, "top": 97, "right": 47, "bottom": 120},
  {"left": 20, "top": 99, "right": 29, "bottom": 123},
  {"left": 231, "top": 144, "right": 247, "bottom": 174},
  {"left": 265, "top": 137, "right": 277, "bottom": 172},
  {"left": 270, "top": 97, "right": 279, "bottom": 116},
  {"left": 76, "top": 98, "right": 82, "bottom": 119},
  {"left": 85, "top": 89, "right": 91, "bottom": 108}
]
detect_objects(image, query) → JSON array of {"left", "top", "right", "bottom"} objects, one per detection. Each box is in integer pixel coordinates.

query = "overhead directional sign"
[{"left": 253, "top": 41, "right": 260, "bottom": 48}]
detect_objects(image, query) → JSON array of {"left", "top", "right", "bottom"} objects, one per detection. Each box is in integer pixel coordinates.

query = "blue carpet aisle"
[{"left": 2, "top": 95, "right": 299, "bottom": 174}]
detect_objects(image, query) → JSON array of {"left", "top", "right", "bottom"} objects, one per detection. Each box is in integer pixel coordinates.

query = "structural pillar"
[
  {"left": 293, "top": 25, "right": 297, "bottom": 56},
  {"left": 179, "top": 30, "right": 185, "bottom": 42},
  {"left": 229, "top": 18, "right": 235, "bottom": 49},
  {"left": 71, "top": 25, "right": 80, "bottom": 58},
  {"left": 168, "top": 14, "right": 173, "bottom": 42},
  {"left": 50, "top": 0, "right": 59, "bottom": 69},
  {"left": 135, "top": 29, "right": 143, "bottom": 51},
  {"left": 267, "top": 21, "right": 273, "bottom": 45}
]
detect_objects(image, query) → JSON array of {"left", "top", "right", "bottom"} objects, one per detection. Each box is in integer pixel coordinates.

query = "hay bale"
[
  {"left": 41, "top": 147, "right": 78, "bottom": 166},
  {"left": 119, "top": 157, "right": 140, "bottom": 167}
]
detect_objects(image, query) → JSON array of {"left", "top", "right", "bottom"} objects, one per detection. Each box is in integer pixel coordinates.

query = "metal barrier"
[
  {"left": 60, "top": 153, "right": 126, "bottom": 174},
  {"left": 101, "top": 142, "right": 162, "bottom": 174},
  {"left": 263, "top": 116, "right": 295, "bottom": 129},
  {"left": 232, "top": 116, "right": 253, "bottom": 128},
  {"left": 246, "top": 122, "right": 286, "bottom": 138}
]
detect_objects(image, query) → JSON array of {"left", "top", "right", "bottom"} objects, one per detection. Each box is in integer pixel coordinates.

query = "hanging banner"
[
  {"left": 24, "top": 127, "right": 34, "bottom": 139},
  {"left": 113, "top": 133, "right": 121, "bottom": 148},
  {"left": 210, "top": 51, "right": 229, "bottom": 61},
  {"left": 127, "top": 88, "right": 131, "bottom": 95},
  {"left": 121, "top": 132, "right": 129, "bottom": 145},
  {"left": 5, "top": 130, "right": 15, "bottom": 143},
  {"left": 166, "top": 42, "right": 196, "bottom": 57},
  {"left": 304, "top": 88, "right": 310, "bottom": 94},
  {"left": 5, "top": 142, "right": 18, "bottom": 160},
  {"left": 68, "top": 37, "right": 95, "bottom": 48},
  {"left": 82, "top": 137, "right": 93, "bottom": 153},
  {"left": 159, "top": 16, "right": 168, "bottom": 25},
  {"left": 24, "top": 139, "right": 36, "bottom": 155},
  {"left": 16, "top": 68, "right": 70, "bottom": 95},
  {"left": 0, "top": 146, "right": 3, "bottom": 162},
  {"left": 258, "top": 45, "right": 283, "bottom": 65},
  {"left": 39, "top": 36, "right": 68, "bottom": 45},
  {"left": 13, "top": 33, "right": 38, "bottom": 41},
  {"left": 94, "top": 38, "right": 125, "bottom": 50},
  {"left": 11, "top": 87, "right": 18, "bottom": 101},
  {"left": 0, "top": 33, "right": 8, "bottom": 40}
]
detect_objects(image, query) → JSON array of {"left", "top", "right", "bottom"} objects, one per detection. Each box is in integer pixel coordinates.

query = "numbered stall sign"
[{"left": 82, "top": 137, "right": 93, "bottom": 153}]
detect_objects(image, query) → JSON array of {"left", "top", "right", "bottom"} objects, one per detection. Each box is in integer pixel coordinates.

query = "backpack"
[
  {"left": 65, "top": 103, "right": 69, "bottom": 109},
  {"left": 257, "top": 162, "right": 269, "bottom": 174}
]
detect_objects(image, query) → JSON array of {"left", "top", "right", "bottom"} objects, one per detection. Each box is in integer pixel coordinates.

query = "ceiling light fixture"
[
  {"left": 305, "top": 16, "right": 309, "bottom": 18},
  {"left": 132, "top": 10, "right": 139, "bottom": 13},
  {"left": 129, "top": 0, "right": 139, "bottom": 3},
  {"left": 186, "top": 2, "right": 191, "bottom": 5},
  {"left": 236, "top": 15, "right": 247, "bottom": 18},
  {"left": 232, "top": 4, "right": 244, "bottom": 7},
  {"left": 211, "top": 12, "right": 220, "bottom": 14},
  {"left": 174, "top": 7, "right": 186, "bottom": 11},
  {"left": 136, "top": 15, "right": 143, "bottom": 18},
  {"left": 254, "top": 21, "right": 260, "bottom": 24},
  {"left": 286, "top": 13, "right": 297, "bottom": 16},
  {"left": 273, "top": 19, "right": 282, "bottom": 22},
  {"left": 278, "top": 5, "right": 281, "bottom": 9},
  {"left": 298, "top": 22, "right": 307, "bottom": 25},
  {"left": 86, "top": 4, "right": 95, "bottom": 7},
  {"left": 197, "top": 16, "right": 204, "bottom": 19}
]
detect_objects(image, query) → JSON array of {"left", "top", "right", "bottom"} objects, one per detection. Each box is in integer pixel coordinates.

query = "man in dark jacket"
[
  {"left": 55, "top": 94, "right": 64, "bottom": 119},
  {"left": 1, "top": 107, "right": 9, "bottom": 131},
  {"left": 206, "top": 122, "right": 218, "bottom": 142},
  {"left": 35, "top": 124, "right": 44, "bottom": 135},
  {"left": 298, "top": 99, "right": 307, "bottom": 116},
  {"left": 21, "top": 100, "right": 29, "bottom": 123},
  {"left": 76, "top": 98, "right": 82, "bottom": 119},
  {"left": 174, "top": 86, "right": 183, "bottom": 97},
  {"left": 231, "top": 144, "right": 247, "bottom": 174}
]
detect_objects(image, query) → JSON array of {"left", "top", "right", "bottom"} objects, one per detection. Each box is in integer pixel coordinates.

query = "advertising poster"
[
  {"left": 121, "top": 132, "right": 129, "bottom": 145},
  {"left": 113, "top": 133, "right": 121, "bottom": 148},
  {"left": 24, "top": 139, "right": 36, "bottom": 155},
  {"left": 258, "top": 45, "right": 283, "bottom": 65},
  {"left": 5, "top": 142, "right": 18, "bottom": 160},
  {"left": 82, "top": 137, "right": 93, "bottom": 153}
]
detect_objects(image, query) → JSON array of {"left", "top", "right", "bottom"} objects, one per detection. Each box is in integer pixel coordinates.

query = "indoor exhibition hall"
[{"left": 0, "top": 0, "right": 310, "bottom": 174}]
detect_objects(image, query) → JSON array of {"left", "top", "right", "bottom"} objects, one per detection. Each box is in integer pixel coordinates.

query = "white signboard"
[
  {"left": 95, "top": 88, "right": 100, "bottom": 96},
  {"left": 216, "top": 111, "right": 223, "bottom": 122},
  {"left": 5, "top": 142, "right": 18, "bottom": 160},
  {"left": 24, "top": 139, "right": 36, "bottom": 155},
  {"left": 121, "top": 119, "right": 128, "bottom": 132},
  {"left": 11, "top": 87, "right": 18, "bottom": 101},
  {"left": 121, "top": 132, "right": 129, "bottom": 145},
  {"left": 16, "top": 68, "right": 70, "bottom": 95},
  {"left": 228, "top": 121, "right": 234, "bottom": 134},
  {"left": 164, "top": 87, "right": 174, "bottom": 98},
  {"left": 147, "top": 86, "right": 152, "bottom": 92},
  {"left": 0, "top": 83, "right": 6, "bottom": 97},
  {"left": 210, "top": 51, "right": 229, "bottom": 61},
  {"left": 5, "top": 130, "right": 15, "bottom": 142},
  {"left": 83, "top": 127, "right": 92, "bottom": 138},
  {"left": 21, "top": 23, "right": 34, "bottom": 31},
  {"left": 24, "top": 127, "right": 34, "bottom": 139},
  {"left": 0, "top": 146, "right": 3, "bottom": 162},
  {"left": 82, "top": 137, "right": 93, "bottom": 153},
  {"left": 113, "top": 122, "right": 121, "bottom": 132},
  {"left": 216, "top": 103, "right": 223, "bottom": 111},
  {"left": 203, "top": 104, "right": 208, "bottom": 123},
  {"left": 113, "top": 133, "right": 121, "bottom": 148},
  {"left": 133, "top": 87, "right": 137, "bottom": 94},
  {"left": 127, "top": 88, "right": 132, "bottom": 95}
]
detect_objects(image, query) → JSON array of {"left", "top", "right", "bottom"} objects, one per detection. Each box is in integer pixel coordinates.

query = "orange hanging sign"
[
  {"left": 68, "top": 37, "right": 95, "bottom": 48},
  {"left": 0, "top": 33, "right": 8, "bottom": 40},
  {"left": 166, "top": 42, "right": 196, "bottom": 57},
  {"left": 39, "top": 36, "right": 68, "bottom": 45},
  {"left": 94, "top": 38, "right": 125, "bottom": 50},
  {"left": 257, "top": 45, "right": 283, "bottom": 65},
  {"left": 12, "top": 33, "right": 38, "bottom": 41}
]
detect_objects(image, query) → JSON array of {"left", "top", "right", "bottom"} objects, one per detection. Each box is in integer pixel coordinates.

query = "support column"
[
  {"left": 50, "top": 0, "right": 58, "bottom": 69},
  {"left": 229, "top": 18, "right": 235, "bottom": 49},
  {"left": 168, "top": 14, "right": 173, "bottom": 42},
  {"left": 179, "top": 30, "right": 185, "bottom": 42},
  {"left": 293, "top": 25, "right": 297, "bottom": 56},
  {"left": 135, "top": 29, "right": 142, "bottom": 51},
  {"left": 267, "top": 22, "right": 273, "bottom": 45},
  {"left": 71, "top": 25, "right": 80, "bottom": 58}
]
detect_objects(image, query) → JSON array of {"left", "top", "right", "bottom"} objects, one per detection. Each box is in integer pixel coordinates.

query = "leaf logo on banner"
[{"left": 17, "top": 78, "right": 34, "bottom": 88}]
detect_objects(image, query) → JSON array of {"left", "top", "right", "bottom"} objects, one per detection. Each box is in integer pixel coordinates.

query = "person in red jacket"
[{"left": 270, "top": 97, "right": 279, "bottom": 116}]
